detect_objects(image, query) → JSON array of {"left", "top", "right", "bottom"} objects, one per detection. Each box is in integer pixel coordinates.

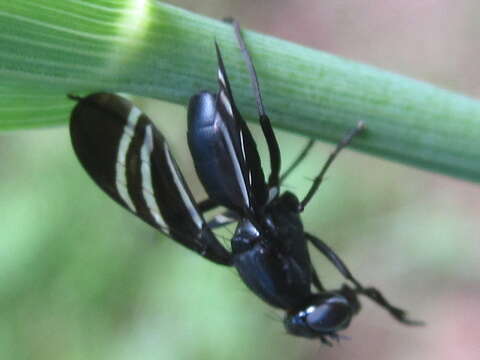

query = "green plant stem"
[{"left": 0, "top": 1, "right": 480, "bottom": 182}]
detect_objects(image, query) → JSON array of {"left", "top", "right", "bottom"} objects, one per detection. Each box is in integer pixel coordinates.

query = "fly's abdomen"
[{"left": 187, "top": 91, "right": 247, "bottom": 210}]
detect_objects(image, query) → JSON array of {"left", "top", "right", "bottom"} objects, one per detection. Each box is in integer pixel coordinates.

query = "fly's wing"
[
  {"left": 187, "top": 43, "right": 268, "bottom": 217},
  {"left": 214, "top": 42, "right": 269, "bottom": 212},
  {"left": 70, "top": 93, "right": 231, "bottom": 265}
]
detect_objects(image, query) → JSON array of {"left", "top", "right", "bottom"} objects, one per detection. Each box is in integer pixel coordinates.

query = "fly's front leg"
[
  {"left": 305, "top": 232, "right": 423, "bottom": 325},
  {"left": 305, "top": 232, "right": 360, "bottom": 286},
  {"left": 358, "top": 287, "right": 424, "bottom": 325}
]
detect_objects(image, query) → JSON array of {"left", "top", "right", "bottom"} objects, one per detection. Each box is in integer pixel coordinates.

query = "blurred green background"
[{"left": 1, "top": 1, "right": 480, "bottom": 359}]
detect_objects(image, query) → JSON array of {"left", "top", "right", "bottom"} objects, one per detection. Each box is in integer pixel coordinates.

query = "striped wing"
[{"left": 69, "top": 93, "right": 231, "bottom": 265}]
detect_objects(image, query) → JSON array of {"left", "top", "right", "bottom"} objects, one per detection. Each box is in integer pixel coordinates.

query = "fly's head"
[{"left": 284, "top": 285, "right": 361, "bottom": 343}]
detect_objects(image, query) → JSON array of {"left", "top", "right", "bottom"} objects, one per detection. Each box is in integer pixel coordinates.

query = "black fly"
[{"left": 68, "top": 21, "right": 421, "bottom": 344}]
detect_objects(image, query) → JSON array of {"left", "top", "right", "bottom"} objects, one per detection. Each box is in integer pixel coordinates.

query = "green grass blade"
[{"left": 1, "top": 1, "right": 480, "bottom": 182}]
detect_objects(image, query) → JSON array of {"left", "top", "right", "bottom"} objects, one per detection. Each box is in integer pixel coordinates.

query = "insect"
[{"left": 68, "top": 21, "right": 421, "bottom": 344}]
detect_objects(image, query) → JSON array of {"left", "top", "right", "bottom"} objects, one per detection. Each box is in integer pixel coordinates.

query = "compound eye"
[{"left": 306, "top": 296, "right": 353, "bottom": 333}]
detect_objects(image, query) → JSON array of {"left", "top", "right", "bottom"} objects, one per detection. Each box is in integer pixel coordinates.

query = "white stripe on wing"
[
  {"left": 164, "top": 142, "right": 204, "bottom": 230},
  {"left": 140, "top": 125, "right": 169, "bottom": 232},
  {"left": 115, "top": 106, "right": 140, "bottom": 213}
]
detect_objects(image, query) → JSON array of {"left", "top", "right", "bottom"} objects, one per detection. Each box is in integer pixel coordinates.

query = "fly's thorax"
[{"left": 231, "top": 217, "right": 313, "bottom": 309}]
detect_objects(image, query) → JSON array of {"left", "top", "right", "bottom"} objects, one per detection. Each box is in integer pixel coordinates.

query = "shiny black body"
[
  {"left": 231, "top": 193, "right": 311, "bottom": 309},
  {"left": 188, "top": 90, "right": 268, "bottom": 212},
  {"left": 69, "top": 21, "right": 421, "bottom": 344}
]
